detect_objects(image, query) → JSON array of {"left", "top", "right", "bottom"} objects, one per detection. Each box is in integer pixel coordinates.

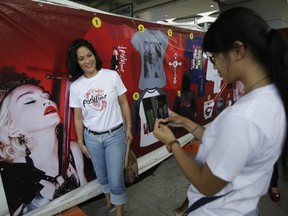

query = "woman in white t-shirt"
[
  {"left": 153, "top": 7, "right": 288, "bottom": 216},
  {"left": 67, "top": 39, "right": 133, "bottom": 216}
]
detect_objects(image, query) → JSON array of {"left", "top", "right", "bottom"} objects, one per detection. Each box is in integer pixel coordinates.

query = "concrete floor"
[{"left": 79, "top": 154, "right": 288, "bottom": 216}]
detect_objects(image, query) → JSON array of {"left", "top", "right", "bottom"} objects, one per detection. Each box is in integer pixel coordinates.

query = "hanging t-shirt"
[
  {"left": 185, "top": 37, "right": 206, "bottom": 97},
  {"left": 184, "top": 37, "right": 204, "bottom": 71},
  {"left": 131, "top": 29, "right": 168, "bottom": 90},
  {"left": 203, "top": 99, "right": 215, "bottom": 120},
  {"left": 173, "top": 90, "right": 197, "bottom": 121},
  {"left": 190, "top": 69, "right": 206, "bottom": 98},
  {"left": 131, "top": 87, "right": 168, "bottom": 147},
  {"left": 206, "top": 58, "right": 222, "bottom": 94}
]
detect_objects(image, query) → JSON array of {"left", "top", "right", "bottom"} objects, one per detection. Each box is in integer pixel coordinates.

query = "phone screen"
[{"left": 142, "top": 95, "right": 169, "bottom": 131}]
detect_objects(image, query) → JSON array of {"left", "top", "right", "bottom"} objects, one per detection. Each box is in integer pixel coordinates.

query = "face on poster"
[{"left": 0, "top": 68, "right": 89, "bottom": 215}]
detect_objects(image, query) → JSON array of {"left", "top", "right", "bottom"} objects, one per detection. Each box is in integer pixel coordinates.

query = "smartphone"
[{"left": 142, "top": 94, "right": 169, "bottom": 131}]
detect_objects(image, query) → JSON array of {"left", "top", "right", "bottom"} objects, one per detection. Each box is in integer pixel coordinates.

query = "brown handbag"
[{"left": 124, "top": 142, "right": 139, "bottom": 183}]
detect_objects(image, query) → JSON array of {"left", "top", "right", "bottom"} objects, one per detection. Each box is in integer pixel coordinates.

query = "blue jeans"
[{"left": 84, "top": 125, "right": 127, "bottom": 205}]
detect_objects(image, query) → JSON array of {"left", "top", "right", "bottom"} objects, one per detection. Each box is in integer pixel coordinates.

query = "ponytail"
[
  {"left": 266, "top": 29, "right": 288, "bottom": 105},
  {"left": 266, "top": 29, "right": 288, "bottom": 178}
]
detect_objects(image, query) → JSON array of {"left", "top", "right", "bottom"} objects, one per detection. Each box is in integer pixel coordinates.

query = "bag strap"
[{"left": 185, "top": 192, "right": 231, "bottom": 215}]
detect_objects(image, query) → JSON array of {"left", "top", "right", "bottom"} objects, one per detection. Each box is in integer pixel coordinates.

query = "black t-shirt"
[{"left": 173, "top": 90, "right": 197, "bottom": 120}]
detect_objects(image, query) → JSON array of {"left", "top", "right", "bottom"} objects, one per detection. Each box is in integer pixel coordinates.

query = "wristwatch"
[{"left": 166, "top": 139, "right": 180, "bottom": 153}]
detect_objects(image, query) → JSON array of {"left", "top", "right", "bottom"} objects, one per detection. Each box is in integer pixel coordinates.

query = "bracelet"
[
  {"left": 127, "top": 124, "right": 132, "bottom": 128},
  {"left": 190, "top": 125, "right": 198, "bottom": 134},
  {"left": 77, "top": 140, "right": 83, "bottom": 144},
  {"left": 166, "top": 139, "right": 180, "bottom": 153}
]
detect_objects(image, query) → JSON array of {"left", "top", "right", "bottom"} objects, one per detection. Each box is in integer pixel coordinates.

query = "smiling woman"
[
  {"left": 67, "top": 38, "right": 133, "bottom": 216},
  {"left": 0, "top": 70, "right": 87, "bottom": 216}
]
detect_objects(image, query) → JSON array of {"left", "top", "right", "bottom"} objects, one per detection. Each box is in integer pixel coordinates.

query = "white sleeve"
[
  {"left": 206, "top": 114, "right": 259, "bottom": 182},
  {"left": 69, "top": 82, "right": 81, "bottom": 108},
  {"left": 115, "top": 72, "right": 127, "bottom": 96}
]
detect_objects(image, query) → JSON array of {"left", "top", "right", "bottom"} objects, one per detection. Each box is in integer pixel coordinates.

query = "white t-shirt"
[
  {"left": 69, "top": 69, "right": 127, "bottom": 131},
  {"left": 187, "top": 84, "right": 286, "bottom": 216}
]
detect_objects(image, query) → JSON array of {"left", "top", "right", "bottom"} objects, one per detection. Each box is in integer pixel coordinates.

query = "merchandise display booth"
[{"left": 0, "top": 0, "right": 234, "bottom": 215}]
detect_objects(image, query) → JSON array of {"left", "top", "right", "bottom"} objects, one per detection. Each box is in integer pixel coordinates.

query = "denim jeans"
[{"left": 84, "top": 125, "right": 127, "bottom": 205}]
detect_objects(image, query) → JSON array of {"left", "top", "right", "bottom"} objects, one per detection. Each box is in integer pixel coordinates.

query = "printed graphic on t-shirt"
[
  {"left": 185, "top": 37, "right": 206, "bottom": 98},
  {"left": 216, "top": 97, "right": 224, "bottom": 114},
  {"left": 110, "top": 45, "right": 128, "bottom": 76},
  {"left": 165, "top": 34, "right": 186, "bottom": 88},
  {"left": 131, "top": 29, "right": 168, "bottom": 90},
  {"left": 132, "top": 88, "right": 168, "bottom": 147},
  {"left": 184, "top": 37, "right": 203, "bottom": 70},
  {"left": 83, "top": 88, "right": 107, "bottom": 111},
  {"left": 203, "top": 99, "right": 215, "bottom": 119},
  {"left": 168, "top": 53, "right": 182, "bottom": 84}
]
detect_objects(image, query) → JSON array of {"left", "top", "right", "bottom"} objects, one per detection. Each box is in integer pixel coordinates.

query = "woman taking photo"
[{"left": 153, "top": 7, "right": 288, "bottom": 216}]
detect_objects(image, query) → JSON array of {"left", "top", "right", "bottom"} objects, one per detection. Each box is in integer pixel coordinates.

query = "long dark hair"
[
  {"left": 67, "top": 38, "right": 103, "bottom": 79},
  {"left": 203, "top": 7, "right": 288, "bottom": 175}
]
